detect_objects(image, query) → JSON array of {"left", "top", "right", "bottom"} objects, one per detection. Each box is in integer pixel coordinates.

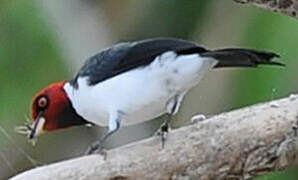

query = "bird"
[{"left": 21, "top": 38, "right": 284, "bottom": 155}]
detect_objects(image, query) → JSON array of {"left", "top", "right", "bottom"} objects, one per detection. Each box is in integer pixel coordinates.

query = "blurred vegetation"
[
  {"left": 0, "top": 0, "right": 297, "bottom": 179},
  {"left": 256, "top": 168, "right": 298, "bottom": 180},
  {"left": 233, "top": 9, "right": 298, "bottom": 108},
  {"left": 0, "top": 0, "right": 68, "bottom": 124},
  {"left": 0, "top": 0, "right": 68, "bottom": 179},
  {"left": 124, "top": 0, "right": 213, "bottom": 40}
]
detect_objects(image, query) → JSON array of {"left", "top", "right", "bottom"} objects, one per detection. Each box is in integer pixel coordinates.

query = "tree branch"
[
  {"left": 234, "top": 0, "right": 298, "bottom": 19},
  {"left": 10, "top": 95, "right": 298, "bottom": 180}
]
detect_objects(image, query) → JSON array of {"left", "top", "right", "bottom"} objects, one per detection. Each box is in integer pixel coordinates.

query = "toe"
[{"left": 85, "top": 143, "right": 99, "bottom": 155}]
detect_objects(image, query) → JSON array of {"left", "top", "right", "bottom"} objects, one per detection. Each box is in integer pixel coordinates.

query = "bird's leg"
[
  {"left": 85, "top": 128, "right": 118, "bottom": 157},
  {"left": 156, "top": 93, "right": 184, "bottom": 148},
  {"left": 156, "top": 114, "right": 172, "bottom": 148},
  {"left": 85, "top": 111, "right": 123, "bottom": 157}
]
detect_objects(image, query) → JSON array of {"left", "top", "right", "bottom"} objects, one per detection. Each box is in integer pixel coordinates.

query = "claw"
[
  {"left": 160, "top": 130, "right": 168, "bottom": 148},
  {"left": 155, "top": 122, "right": 170, "bottom": 148},
  {"left": 85, "top": 143, "right": 99, "bottom": 155},
  {"left": 85, "top": 142, "right": 107, "bottom": 159}
]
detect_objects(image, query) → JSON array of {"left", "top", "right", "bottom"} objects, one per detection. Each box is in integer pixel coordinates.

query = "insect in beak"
[{"left": 15, "top": 112, "right": 46, "bottom": 146}]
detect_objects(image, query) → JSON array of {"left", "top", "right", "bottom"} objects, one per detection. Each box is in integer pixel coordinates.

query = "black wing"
[{"left": 69, "top": 38, "right": 207, "bottom": 88}]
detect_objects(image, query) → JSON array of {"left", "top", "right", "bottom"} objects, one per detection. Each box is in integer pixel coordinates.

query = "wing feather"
[{"left": 69, "top": 38, "right": 207, "bottom": 88}]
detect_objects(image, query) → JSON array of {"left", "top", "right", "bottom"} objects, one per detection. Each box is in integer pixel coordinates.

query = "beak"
[{"left": 29, "top": 112, "right": 46, "bottom": 140}]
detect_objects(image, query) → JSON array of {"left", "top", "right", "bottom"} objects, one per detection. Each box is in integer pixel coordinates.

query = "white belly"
[{"left": 64, "top": 52, "right": 217, "bottom": 127}]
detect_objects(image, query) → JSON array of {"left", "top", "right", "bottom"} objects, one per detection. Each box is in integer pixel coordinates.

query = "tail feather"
[{"left": 200, "top": 48, "right": 284, "bottom": 68}]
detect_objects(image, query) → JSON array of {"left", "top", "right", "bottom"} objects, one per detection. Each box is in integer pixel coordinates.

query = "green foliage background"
[
  {"left": 0, "top": 1, "right": 68, "bottom": 178},
  {"left": 0, "top": 0, "right": 67, "bottom": 124}
]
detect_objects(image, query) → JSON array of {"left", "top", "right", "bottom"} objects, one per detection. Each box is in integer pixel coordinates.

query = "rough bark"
[
  {"left": 10, "top": 95, "right": 298, "bottom": 180},
  {"left": 234, "top": 0, "right": 298, "bottom": 18}
]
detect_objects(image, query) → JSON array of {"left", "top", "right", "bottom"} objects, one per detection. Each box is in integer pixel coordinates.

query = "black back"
[{"left": 69, "top": 38, "right": 207, "bottom": 88}]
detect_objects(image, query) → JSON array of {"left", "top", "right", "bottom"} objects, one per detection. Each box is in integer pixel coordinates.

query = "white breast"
[{"left": 64, "top": 51, "right": 217, "bottom": 127}]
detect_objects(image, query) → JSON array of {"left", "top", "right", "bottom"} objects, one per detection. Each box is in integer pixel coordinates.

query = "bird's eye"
[{"left": 38, "top": 97, "right": 47, "bottom": 108}]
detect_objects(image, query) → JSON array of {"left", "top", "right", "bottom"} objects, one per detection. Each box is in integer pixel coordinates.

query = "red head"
[{"left": 29, "top": 81, "right": 87, "bottom": 139}]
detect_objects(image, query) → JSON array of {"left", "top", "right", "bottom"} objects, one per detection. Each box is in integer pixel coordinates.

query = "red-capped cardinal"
[{"left": 18, "top": 38, "right": 284, "bottom": 155}]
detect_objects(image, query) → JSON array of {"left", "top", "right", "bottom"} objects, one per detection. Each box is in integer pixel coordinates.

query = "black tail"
[{"left": 200, "top": 48, "right": 284, "bottom": 68}]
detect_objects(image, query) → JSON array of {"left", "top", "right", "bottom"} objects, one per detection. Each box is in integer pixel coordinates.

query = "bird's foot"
[
  {"left": 155, "top": 122, "right": 171, "bottom": 148},
  {"left": 85, "top": 141, "right": 107, "bottom": 159}
]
